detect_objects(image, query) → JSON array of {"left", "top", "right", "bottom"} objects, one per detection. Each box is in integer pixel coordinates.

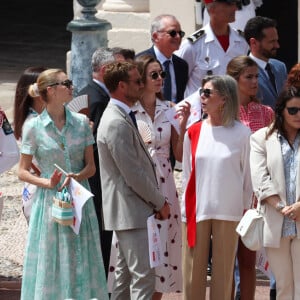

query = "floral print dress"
[{"left": 20, "top": 109, "right": 108, "bottom": 300}]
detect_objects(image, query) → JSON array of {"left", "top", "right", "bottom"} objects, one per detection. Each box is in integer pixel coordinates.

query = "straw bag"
[
  {"left": 236, "top": 208, "right": 264, "bottom": 251},
  {"left": 52, "top": 188, "right": 73, "bottom": 226}
]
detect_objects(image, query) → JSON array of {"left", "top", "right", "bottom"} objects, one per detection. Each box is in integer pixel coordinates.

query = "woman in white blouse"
[{"left": 181, "top": 75, "right": 252, "bottom": 300}]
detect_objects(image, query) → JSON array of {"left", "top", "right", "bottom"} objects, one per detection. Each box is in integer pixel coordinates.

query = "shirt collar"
[
  {"left": 93, "top": 79, "right": 110, "bottom": 96},
  {"left": 153, "top": 46, "right": 172, "bottom": 64},
  {"left": 249, "top": 53, "right": 268, "bottom": 70},
  {"left": 110, "top": 98, "right": 132, "bottom": 114},
  {"left": 40, "top": 107, "right": 74, "bottom": 127}
]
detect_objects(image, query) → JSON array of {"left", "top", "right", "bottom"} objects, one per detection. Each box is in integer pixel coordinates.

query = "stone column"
[{"left": 67, "top": 0, "right": 111, "bottom": 96}]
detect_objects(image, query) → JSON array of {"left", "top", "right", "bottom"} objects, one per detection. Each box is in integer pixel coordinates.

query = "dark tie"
[
  {"left": 163, "top": 60, "right": 172, "bottom": 100},
  {"left": 129, "top": 111, "right": 137, "bottom": 128},
  {"left": 265, "top": 63, "right": 277, "bottom": 93}
]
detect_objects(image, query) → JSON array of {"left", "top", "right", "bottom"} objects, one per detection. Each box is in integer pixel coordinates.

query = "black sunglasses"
[
  {"left": 286, "top": 107, "right": 300, "bottom": 115},
  {"left": 150, "top": 71, "right": 166, "bottom": 80},
  {"left": 49, "top": 79, "right": 73, "bottom": 89},
  {"left": 199, "top": 88, "right": 214, "bottom": 98},
  {"left": 158, "top": 30, "right": 185, "bottom": 38}
]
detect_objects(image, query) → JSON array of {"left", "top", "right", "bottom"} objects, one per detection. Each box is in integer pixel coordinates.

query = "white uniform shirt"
[{"left": 175, "top": 23, "right": 249, "bottom": 97}]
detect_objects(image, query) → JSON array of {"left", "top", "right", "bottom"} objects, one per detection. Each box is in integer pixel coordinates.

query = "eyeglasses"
[
  {"left": 286, "top": 107, "right": 300, "bottom": 115},
  {"left": 199, "top": 88, "right": 216, "bottom": 98},
  {"left": 150, "top": 71, "right": 166, "bottom": 80},
  {"left": 158, "top": 30, "right": 185, "bottom": 38},
  {"left": 49, "top": 79, "right": 73, "bottom": 89}
]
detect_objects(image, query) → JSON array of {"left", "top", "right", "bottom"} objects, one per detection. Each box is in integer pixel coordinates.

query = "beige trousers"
[{"left": 182, "top": 220, "right": 239, "bottom": 300}]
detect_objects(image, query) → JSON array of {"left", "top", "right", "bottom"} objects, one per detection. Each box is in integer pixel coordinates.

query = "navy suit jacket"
[
  {"left": 136, "top": 46, "right": 189, "bottom": 103},
  {"left": 257, "top": 58, "right": 287, "bottom": 109}
]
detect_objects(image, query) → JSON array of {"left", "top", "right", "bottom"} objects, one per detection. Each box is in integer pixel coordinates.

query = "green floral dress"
[{"left": 20, "top": 109, "right": 108, "bottom": 300}]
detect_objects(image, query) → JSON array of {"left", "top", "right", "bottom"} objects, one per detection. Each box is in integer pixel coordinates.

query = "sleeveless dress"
[
  {"left": 20, "top": 108, "right": 108, "bottom": 300},
  {"left": 107, "top": 99, "right": 182, "bottom": 293}
]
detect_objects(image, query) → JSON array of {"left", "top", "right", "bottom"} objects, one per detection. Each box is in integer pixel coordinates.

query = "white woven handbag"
[{"left": 236, "top": 208, "right": 264, "bottom": 251}]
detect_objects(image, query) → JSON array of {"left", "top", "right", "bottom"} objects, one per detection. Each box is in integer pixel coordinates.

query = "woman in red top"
[{"left": 227, "top": 55, "right": 274, "bottom": 300}]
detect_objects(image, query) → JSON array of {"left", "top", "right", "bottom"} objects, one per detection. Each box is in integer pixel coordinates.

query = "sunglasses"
[
  {"left": 158, "top": 30, "right": 185, "bottom": 38},
  {"left": 286, "top": 107, "right": 300, "bottom": 115},
  {"left": 199, "top": 88, "right": 215, "bottom": 98},
  {"left": 150, "top": 71, "right": 166, "bottom": 80},
  {"left": 49, "top": 79, "right": 73, "bottom": 89}
]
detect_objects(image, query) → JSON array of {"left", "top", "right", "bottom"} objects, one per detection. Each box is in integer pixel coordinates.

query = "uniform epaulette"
[
  {"left": 187, "top": 29, "right": 205, "bottom": 43},
  {"left": 237, "top": 29, "right": 245, "bottom": 38}
]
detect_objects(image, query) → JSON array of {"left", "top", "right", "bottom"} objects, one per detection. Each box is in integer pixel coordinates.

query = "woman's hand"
[
  {"left": 282, "top": 202, "right": 300, "bottom": 221},
  {"left": 48, "top": 169, "right": 62, "bottom": 189},
  {"left": 176, "top": 101, "right": 191, "bottom": 131}
]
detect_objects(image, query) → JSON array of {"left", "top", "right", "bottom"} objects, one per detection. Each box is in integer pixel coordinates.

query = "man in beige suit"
[{"left": 97, "top": 61, "right": 170, "bottom": 300}]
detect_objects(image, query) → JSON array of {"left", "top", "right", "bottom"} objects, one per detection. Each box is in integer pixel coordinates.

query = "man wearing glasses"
[
  {"left": 176, "top": 0, "right": 249, "bottom": 97},
  {"left": 137, "top": 14, "right": 188, "bottom": 104}
]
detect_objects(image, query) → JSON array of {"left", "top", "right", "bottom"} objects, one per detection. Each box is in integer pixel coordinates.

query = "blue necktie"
[
  {"left": 129, "top": 111, "right": 137, "bottom": 128},
  {"left": 265, "top": 63, "right": 277, "bottom": 93},
  {"left": 163, "top": 60, "right": 172, "bottom": 100}
]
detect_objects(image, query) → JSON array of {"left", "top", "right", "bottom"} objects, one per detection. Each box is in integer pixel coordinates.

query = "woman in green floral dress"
[{"left": 18, "top": 69, "right": 108, "bottom": 300}]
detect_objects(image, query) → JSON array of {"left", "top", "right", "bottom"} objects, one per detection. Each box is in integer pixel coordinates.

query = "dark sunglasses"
[
  {"left": 286, "top": 107, "right": 300, "bottom": 115},
  {"left": 49, "top": 79, "right": 73, "bottom": 89},
  {"left": 150, "top": 71, "right": 166, "bottom": 80},
  {"left": 199, "top": 88, "right": 214, "bottom": 98},
  {"left": 158, "top": 30, "right": 185, "bottom": 38}
]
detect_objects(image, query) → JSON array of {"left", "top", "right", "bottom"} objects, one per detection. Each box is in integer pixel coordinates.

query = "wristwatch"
[{"left": 276, "top": 201, "right": 285, "bottom": 212}]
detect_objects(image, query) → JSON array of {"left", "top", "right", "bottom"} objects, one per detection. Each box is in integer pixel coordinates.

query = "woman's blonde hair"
[
  {"left": 202, "top": 75, "right": 240, "bottom": 127},
  {"left": 28, "top": 68, "right": 64, "bottom": 102}
]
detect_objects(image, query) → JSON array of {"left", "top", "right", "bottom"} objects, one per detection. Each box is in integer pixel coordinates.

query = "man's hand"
[{"left": 155, "top": 201, "right": 170, "bottom": 220}]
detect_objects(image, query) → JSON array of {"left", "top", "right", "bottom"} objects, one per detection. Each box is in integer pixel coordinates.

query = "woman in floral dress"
[
  {"left": 18, "top": 69, "right": 108, "bottom": 300},
  {"left": 134, "top": 55, "right": 190, "bottom": 299}
]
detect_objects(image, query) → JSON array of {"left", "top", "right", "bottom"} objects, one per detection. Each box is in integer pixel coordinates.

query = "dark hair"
[
  {"left": 286, "top": 63, "right": 300, "bottom": 89},
  {"left": 13, "top": 66, "right": 47, "bottom": 139},
  {"left": 135, "top": 54, "right": 164, "bottom": 100},
  {"left": 111, "top": 47, "right": 135, "bottom": 61},
  {"left": 244, "top": 16, "right": 277, "bottom": 45},
  {"left": 103, "top": 61, "right": 137, "bottom": 93},
  {"left": 267, "top": 87, "right": 300, "bottom": 142}
]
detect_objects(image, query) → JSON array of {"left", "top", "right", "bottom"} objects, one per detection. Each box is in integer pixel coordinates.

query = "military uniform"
[{"left": 175, "top": 23, "right": 249, "bottom": 97}]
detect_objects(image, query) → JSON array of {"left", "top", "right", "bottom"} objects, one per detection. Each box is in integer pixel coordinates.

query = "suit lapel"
[
  {"left": 259, "top": 67, "right": 277, "bottom": 98},
  {"left": 111, "top": 103, "right": 156, "bottom": 166},
  {"left": 266, "top": 133, "right": 286, "bottom": 198}
]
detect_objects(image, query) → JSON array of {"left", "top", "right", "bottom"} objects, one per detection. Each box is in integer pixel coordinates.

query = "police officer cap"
[{"left": 203, "top": 0, "right": 239, "bottom": 4}]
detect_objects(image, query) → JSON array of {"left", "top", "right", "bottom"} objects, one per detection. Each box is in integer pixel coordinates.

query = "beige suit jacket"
[
  {"left": 250, "top": 127, "right": 300, "bottom": 248},
  {"left": 97, "top": 102, "right": 165, "bottom": 231}
]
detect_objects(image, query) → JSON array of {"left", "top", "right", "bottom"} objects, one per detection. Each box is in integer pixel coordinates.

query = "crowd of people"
[{"left": 1, "top": 0, "right": 300, "bottom": 299}]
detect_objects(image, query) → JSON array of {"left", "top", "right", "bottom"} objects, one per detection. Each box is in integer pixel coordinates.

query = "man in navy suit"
[
  {"left": 136, "top": 14, "right": 188, "bottom": 104},
  {"left": 244, "top": 16, "right": 287, "bottom": 109},
  {"left": 78, "top": 47, "right": 115, "bottom": 277}
]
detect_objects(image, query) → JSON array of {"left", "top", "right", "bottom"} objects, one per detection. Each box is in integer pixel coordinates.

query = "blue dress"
[{"left": 20, "top": 109, "right": 108, "bottom": 300}]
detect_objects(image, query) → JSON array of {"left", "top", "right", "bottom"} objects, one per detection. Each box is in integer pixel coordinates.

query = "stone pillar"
[
  {"left": 96, "top": 0, "right": 150, "bottom": 53},
  {"left": 102, "top": 0, "right": 149, "bottom": 12},
  {"left": 67, "top": 0, "right": 111, "bottom": 96}
]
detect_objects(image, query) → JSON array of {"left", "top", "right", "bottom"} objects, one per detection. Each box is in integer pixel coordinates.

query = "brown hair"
[
  {"left": 103, "top": 61, "right": 137, "bottom": 93},
  {"left": 135, "top": 54, "right": 164, "bottom": 100},
  {"left": 286, "top": 63, "right": 300, "bottom": 89},
  {"left": 226, "top": 55, "right": 260, "bottom": 103},
  {"left": 13, "top": 66, "right": 47, "bottom": 139}
]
